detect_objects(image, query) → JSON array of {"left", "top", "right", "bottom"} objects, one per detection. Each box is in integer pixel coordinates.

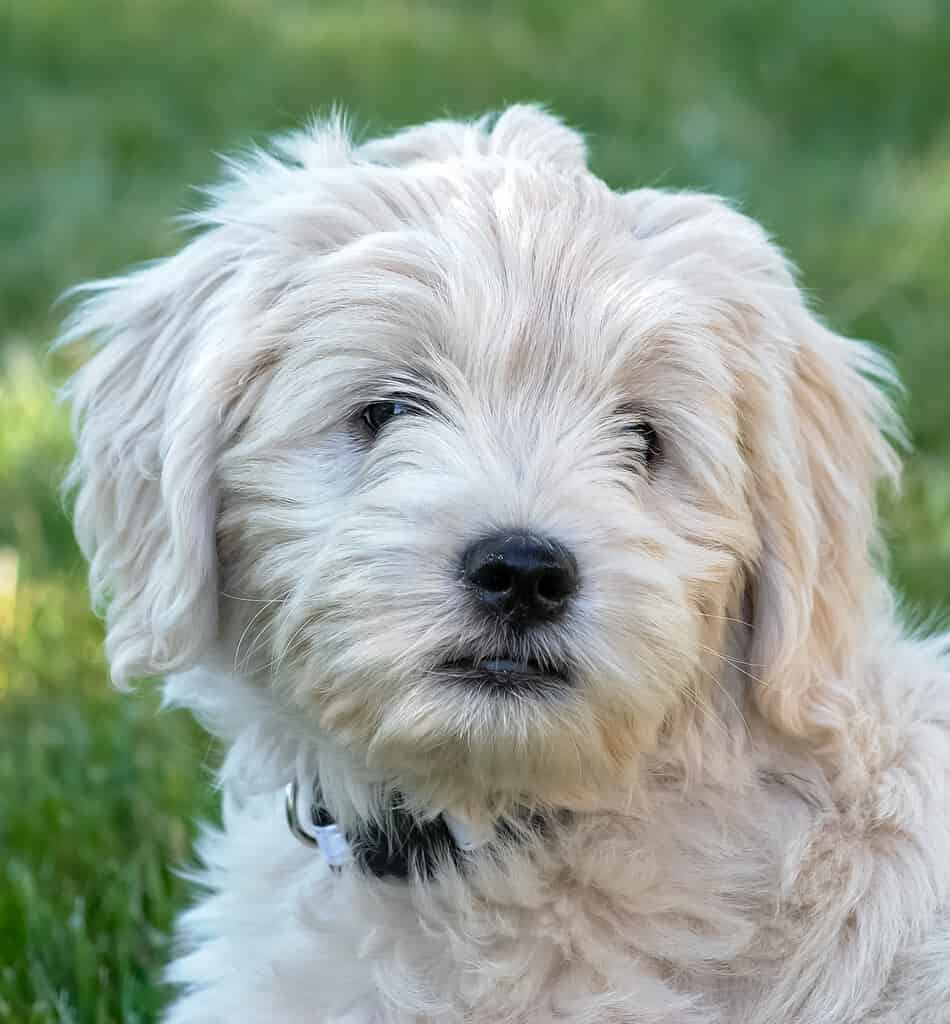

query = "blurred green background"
[{"left": 2, "top": 1, "right": 949, "bottom": 1019}]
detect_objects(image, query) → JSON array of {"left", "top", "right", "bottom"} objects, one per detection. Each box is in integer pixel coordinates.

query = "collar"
[{"left": 284, "top": 778, "right": 494, "bottom": 879}]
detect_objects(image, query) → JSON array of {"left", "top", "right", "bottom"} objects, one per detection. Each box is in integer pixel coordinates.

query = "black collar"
[
  {"left": 287, "top": 779, "right": 551, "bottom": 880},
  {"left": 343, "top": 803, "right": 463, "bottom": 879}
]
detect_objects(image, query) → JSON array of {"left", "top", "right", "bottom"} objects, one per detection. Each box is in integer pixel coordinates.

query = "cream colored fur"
[{"left": 64, "top": 106, "right": 950, "bottom": 1022}]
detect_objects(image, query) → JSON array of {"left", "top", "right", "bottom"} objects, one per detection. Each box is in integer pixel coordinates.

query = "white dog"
[{"left": 64, "top": 106, "right": 950, "bottom": 1022}]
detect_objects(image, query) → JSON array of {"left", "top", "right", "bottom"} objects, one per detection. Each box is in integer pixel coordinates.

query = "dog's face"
[{"left": 66, "top": 108, "right": 898, "bottom": 810}]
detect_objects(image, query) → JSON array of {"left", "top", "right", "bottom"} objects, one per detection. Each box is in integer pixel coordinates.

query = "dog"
[{"left": 63, "top": 106, "right": 950, "bottom": 1022}]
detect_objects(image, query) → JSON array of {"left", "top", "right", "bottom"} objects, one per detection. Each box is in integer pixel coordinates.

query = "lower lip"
[
  {"left": 481, "top": 658, "right": 531, "bottom": 674},
  {"left": 440, "top": 659, "right": 570, "bottom": 689}
]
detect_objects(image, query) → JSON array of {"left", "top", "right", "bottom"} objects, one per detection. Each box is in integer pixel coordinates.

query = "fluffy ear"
[
  {"left": 359, "top": 103, "right": 588, "bottom": 172},
  {"left": 62, "top": 234, "right": 244, "bottom": 686},
  {"left": 742, "top": 282, "right": 902, "bottom": 745},
  {"left": 625, "top": 188, "right": 902, "bottom": 746}
]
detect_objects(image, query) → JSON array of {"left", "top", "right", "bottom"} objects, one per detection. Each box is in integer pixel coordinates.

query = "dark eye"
[
  {"left": 360, "top": 399, "right": 413, "bottom": 437},
  {"left": 625, "top": 420, "right": 661, "bottom": 469}
]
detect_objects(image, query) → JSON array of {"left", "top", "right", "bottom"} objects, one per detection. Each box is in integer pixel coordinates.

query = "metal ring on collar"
[{"left": 284, "top": 777, "right": 320, "bottom": 848}]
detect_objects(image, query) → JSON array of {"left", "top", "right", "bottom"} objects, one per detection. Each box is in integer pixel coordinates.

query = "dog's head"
[{"left": 65, "top": 107, "right": 899, "bottom": 811}]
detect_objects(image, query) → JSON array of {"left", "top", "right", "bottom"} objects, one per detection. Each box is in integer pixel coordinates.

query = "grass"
[{"left": 2, "top": 0, "right": 949, "bottom": 1019}]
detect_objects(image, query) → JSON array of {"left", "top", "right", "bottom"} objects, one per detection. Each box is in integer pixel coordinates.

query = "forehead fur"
[{"left": 210, "top": 115, "right": 751, "bottom": 480}]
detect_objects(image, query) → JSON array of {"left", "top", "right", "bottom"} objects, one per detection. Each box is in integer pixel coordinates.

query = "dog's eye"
[
  {"left": 360, "top": 399, "right": 413, "bottom": 437},
  {"left": 624, "top": 421, "right": 661, "bottom": 469}
]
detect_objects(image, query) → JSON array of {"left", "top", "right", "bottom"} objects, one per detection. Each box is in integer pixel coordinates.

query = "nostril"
[
  {"left": 535, "top": 568, "right": 572, "bottom": 604},
  {"left": 472, "top": 561, "right": 512, "bottom": 594}
]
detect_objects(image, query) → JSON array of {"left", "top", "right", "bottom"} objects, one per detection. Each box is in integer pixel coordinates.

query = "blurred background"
[{"left": 2, "top": 1, "right": 949, "bottom": 1019}]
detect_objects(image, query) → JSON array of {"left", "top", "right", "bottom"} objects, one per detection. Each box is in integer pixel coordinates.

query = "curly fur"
[{"left": 64, "top": 106, "right": 950, "bottom": 1022}]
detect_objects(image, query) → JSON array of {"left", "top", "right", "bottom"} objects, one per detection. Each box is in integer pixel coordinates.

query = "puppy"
[{"left": 64, "top": 107, "right": 950, "bottom": 1022}]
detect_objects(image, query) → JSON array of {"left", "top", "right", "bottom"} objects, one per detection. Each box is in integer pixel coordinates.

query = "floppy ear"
[
  {"left": 63, "top": 110, "right": 435, "bottom": 688},
  {"left": 63, "top": 235, "right": 244, "bottom": 686},
  {"left": 741, "top": 278, "right": 902, "bottom": 745},
  {"left": 625, "top": 188, "right": 902, "bottom": 745},
  {"left": 359, "top": 103, "right": 588, "bottom": 172}
]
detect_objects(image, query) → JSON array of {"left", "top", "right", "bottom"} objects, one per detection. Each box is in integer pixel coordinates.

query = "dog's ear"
[
  {"left": 625, "top": 189, "right": 902, "bottom": 745},
  {"left": 62, "top": 235, "right": 244, "bottom": 686},
  {"left": 60, "top": 111, "right": 439, "bottom": 689},
  {"left": 743, "top": 297, "right": 901, "bottom": 744},
  {"left": 359, "top": 104, "right": 587, "bottom": 172}
]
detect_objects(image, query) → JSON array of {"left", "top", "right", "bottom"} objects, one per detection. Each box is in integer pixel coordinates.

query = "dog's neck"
[
  {"left": 166, "top": 659, "right": 771, "bottom": 882},
  {"left": 286, "top": 776, "right": 497, "bottom": 878}
]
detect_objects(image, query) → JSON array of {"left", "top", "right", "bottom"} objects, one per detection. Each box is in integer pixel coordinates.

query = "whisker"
[
  {"left": 236, "top": 616, "right": 281, "bottom": 674},
  {"left": 680, "top": 681, "right": 731, "bottom": 739},
  {"left": 701, "top": 612, "right": 754, "bottom": 628},
  {"left": 221, "top": 591, "right": 282, "bottom": 603},
  {"left": 693, "top": 662, "right": 752, "bottom": 740},
  {"left": 268, "top": 619, "right": 313, "bottom": 679},
  {"left": 233, "top": 597, "right": 282, "bottom": 672},
  {"left": 698, "top": 643, "right": 769, "bottom": 688}
]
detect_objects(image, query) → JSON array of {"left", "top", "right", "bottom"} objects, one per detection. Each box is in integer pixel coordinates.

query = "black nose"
[{"left": 462, "top": 532, "right": 578, "bottom": 626}]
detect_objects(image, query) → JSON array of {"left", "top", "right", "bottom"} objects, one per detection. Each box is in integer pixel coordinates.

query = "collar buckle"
[{"left": 284, "top": 778, "right": 353, "bottom": 868}]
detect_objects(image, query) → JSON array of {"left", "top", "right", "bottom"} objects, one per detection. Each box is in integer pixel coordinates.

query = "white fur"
[{"left": 64, "top": 106, "right": 950, "bottom": 1022}]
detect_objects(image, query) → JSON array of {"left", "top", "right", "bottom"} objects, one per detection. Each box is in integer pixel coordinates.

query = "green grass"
[{"left": 2, "top": 0, "right": 949, "bottom": 1019}]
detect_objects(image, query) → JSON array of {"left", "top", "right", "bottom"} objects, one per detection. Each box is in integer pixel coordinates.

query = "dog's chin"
[{"left": 437, "top": 656, "right": 572, "bottom": 696}]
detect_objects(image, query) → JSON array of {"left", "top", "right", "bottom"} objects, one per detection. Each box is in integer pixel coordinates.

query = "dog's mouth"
[{"left": 438, "top": 655, "right": 572, "bottom": 693}]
